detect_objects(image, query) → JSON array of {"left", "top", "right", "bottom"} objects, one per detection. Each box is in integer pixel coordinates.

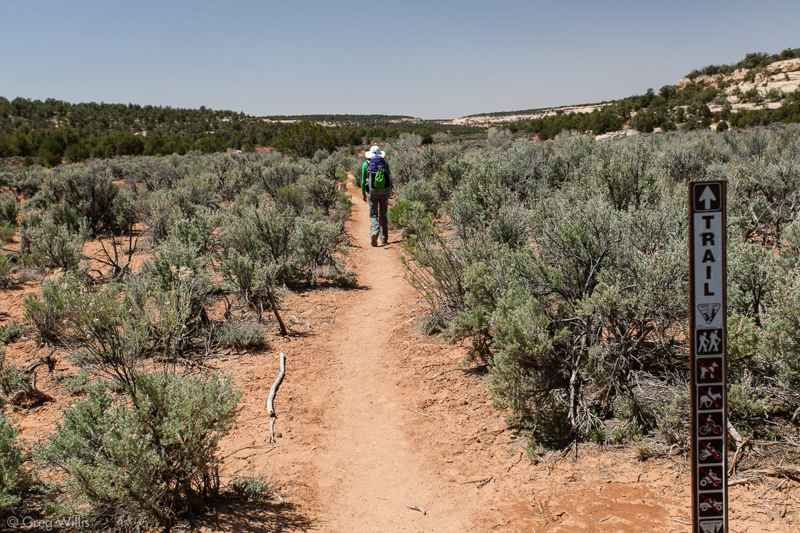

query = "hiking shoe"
[{"left": 370, "top": 234, "right": 378, "bottom": 247}]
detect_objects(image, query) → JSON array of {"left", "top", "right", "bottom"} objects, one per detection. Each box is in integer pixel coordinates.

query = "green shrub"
[
  {"left": 121, "top": 157, "right": 181, "bottom": 191},
  {"left": 487, "top": 128, "right": 513, "bottom": 148},
  {"left": 764, "top": 273, "right": 800, "bottom": 389},
  {"left": 294, "top": 173, "right": 345, "bottom": 216},
  {"left": 141, "top": 190, "right": 185, "bottom": 245},
  {"left": 23, "top": 218, "right": 85, "bottom": 271},
  {"left": 125, "top": 272, "right": 213, "bottom": 361},
  {"left": 0, "top": 255, "right": 12, "bottom": 289},
  {"left": 228, "top": 476, "right": 269, "bottom": 502},
  {"left": 352, "top": 159, "right": 363, "bottom": 187},
  {"left": 290, "top": 216, "right": 344, "bottom": 284},
  {"left": 402, "top": 228, "right": 468, "bottom": 333},
  {"left": 219, "top": 200, "right": 346, "bottom": 289},
  {"left": 39, "top": 373, "right": 240, "bottom": 529},
  {"left": 0, "top": 193, "right": 18, "bottom": 226},
  {"left": 215, "top": 321, "right": 267, "bottom": 351},
  {"left": 218, "top": 250, "right": 287, "bottom": 335},
  {"left": 168, "top": 214, "right": 214, "bottom": 255},
  {"left": 24, "top": 274, "right": 81, "bottom": 344},
  {"left": 388, "top": 199, "right": 430, "bottom": 234},
  {"left": 728, "top": 377, "right": 771, "bottom": 430},
  {"left": 590, "top": 139, "right": 657, "bottom": 210},
  {"left": 0, "top": 416, "right": 24, "bottom": 512},
  {"left": 0, "top": 350, "right": 28, "bottom": 405},
  {"left": 5, "top": 166, "right": 47, "bottom": 197},
  {"left": 59, "top": 370, "right": 92, "bottom": 396},
  {"left": 0, "top": 223, "right": 14, "bottom": 243},
  {"left": 655, "top": 388, "right": 690, "bottom": 449},
  {"left": 0, "top": 323, "right": 22, "bottom": 346},
  {"left": 31, "top": 164, "right": 120, "bottom": 236}
]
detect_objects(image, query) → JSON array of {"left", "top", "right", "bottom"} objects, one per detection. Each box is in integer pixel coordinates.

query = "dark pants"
[{"left": 369, "top": 191, "right": 389, "bottom": 241}]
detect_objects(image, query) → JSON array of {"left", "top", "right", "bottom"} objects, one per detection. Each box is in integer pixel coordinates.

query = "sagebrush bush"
[
  {"left": 0, "top": 416, "right": 24, "bottom": 513},
  {"left": 118, "top": 156, "right": 181, "bottom": 191},
  {"left": 764, "top": 273, "right": 800, "bottom": 389},
  {"left": 0, "top": 223, "right": 14, "bottom": 243},
  {"left": 402, "top": 228, "right": 468, "bottom": 333},
  {"left": 23, "top": 218, "right": 85, "bottom": 271},
  {"left": 388, "top": 198, "right": 430, "bottom": 234},
  {"left": 228, "top": 476, "right": 270, "bottom": 502},
  {"left": 0, "top": 351, "right": 28, "bottom": 406},
  {"left": 0, "top": 193, "right": 18, "bottom": 226},
  {"left": 402, "top": 124, "right": 800, "bottom": 449},
  {"left": 218, "top": 250, "right": 287, "bottom": 334},
  {"left": 4, "top": 166, "right": 47, "bottom": 197},
  {"left": 487, "top": 127, "right": 513, "bottom": 148},
  {"left": 0, "top": 147, "right": 355, "bottom": 525},
  {"left": 30, "top": 164, "right": 120, "bottom": 236},
  {"left": 214, "top": 321, "right": 267, "bottom": 350},
  {"left": 125, "top": 270, "right": 214, "bottom": 361},
  {"left": 24, "top": 274, "right": 80, "bottom": 344},
  {"left": 40, "top": 373, "right": 239, "bottom": 528},
  {"left": 219, "top": 199, "right": 345, "bottom": 288},
  {"left": 0, "top": 255, "right": 12, "bottom": 289},
  {"left": 141, "top": 189, "right": 186, "bottom": 245},
  {"left": 0, "top": 324, "right": 22, "bottom": 346}
]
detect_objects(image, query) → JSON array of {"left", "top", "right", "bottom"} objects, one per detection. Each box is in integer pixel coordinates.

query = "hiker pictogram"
[{"left": 697, "top": 329, "right": 723, "bottom": 355}]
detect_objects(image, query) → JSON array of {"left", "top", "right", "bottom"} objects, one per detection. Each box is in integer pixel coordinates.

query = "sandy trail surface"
[{"left": 311, "top": 180, "right": 470, "bottom": 532}]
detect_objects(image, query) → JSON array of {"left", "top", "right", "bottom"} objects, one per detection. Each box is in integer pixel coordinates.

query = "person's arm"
[
  {"left": 361, "top": 160, "right": 368, "bottom": 200},
  {"left": 385, "top": 162, "right": 393, "bottom": 192}
]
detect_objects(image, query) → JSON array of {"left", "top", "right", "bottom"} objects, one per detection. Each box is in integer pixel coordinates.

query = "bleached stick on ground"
[{"left": 267, "top": 352, "right": 286, "bottom": 444}]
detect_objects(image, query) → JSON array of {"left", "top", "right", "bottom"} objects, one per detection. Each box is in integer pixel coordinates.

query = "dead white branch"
[{"left": 267, "top": 352, "right": 286, "bottom": 444}]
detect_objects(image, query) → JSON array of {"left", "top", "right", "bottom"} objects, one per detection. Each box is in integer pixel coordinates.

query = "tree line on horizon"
[
  {"left": 0, "top": 97, "right": 479, "bottom": 166},
  {"left": 465, "top": 48, "right": 800, "bottom": 139},
  {"left": 686, "top": 48, "right": 800, "bottom": 79},
  {"left": 507, "top": 83, "right": 800, "bottom": 139}
]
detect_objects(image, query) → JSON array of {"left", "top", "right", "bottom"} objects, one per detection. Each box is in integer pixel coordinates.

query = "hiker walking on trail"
[{"left": 362, "top": 145, "right": 392, "bottom": 247}]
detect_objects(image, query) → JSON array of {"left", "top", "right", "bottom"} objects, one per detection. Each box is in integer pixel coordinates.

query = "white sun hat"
[{"left": 365, "top": 144, "right": 386, "bottom": 159}]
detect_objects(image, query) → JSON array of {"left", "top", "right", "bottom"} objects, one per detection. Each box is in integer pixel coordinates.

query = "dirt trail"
[{"left": 312, "top": 180, "right": 470, "bottom": 532}]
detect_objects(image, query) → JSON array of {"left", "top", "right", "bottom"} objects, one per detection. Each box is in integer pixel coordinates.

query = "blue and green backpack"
[{"left": 368, "top": 157, "right": 388, "bottom": 191}]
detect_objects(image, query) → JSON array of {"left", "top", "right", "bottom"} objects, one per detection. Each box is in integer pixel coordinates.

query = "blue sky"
[{"left": 1, "top": 1, "right": 799, "bottom": 118}]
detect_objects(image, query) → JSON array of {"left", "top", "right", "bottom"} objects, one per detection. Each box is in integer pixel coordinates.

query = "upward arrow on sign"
[{"left": 700, "top": 186, "right": 717, "bottom": 210}]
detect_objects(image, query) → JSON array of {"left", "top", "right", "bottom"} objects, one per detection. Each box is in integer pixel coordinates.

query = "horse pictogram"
[{"left": 699, "top": 386, "right": 723, "bottom": 410}]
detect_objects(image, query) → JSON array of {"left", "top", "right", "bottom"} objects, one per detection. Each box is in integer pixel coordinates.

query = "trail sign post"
[{"left": 689, "top": 181, "right": 728, "bottom": 533}]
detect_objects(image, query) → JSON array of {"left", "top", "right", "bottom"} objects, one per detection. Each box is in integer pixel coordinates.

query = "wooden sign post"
[{"left": 689, "top": 181, "right": 728, "bottom": 533}]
